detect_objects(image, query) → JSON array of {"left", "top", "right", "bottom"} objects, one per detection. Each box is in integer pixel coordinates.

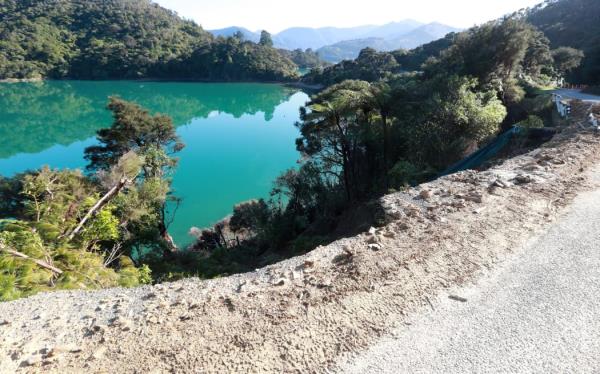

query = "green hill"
[
  {"left": 526, "top": 0, "right": 600, "bottom": 84},
  {"left": 0, "top": 0, "right": 298, "bottom": 81}
]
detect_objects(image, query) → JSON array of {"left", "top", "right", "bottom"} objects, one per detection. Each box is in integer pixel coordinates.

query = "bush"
[
  {"left": 389, "top": 161, "right": 420, "bottom": 188},
  {"left": 520, "top": 115, "right": 545, "bottom": 129}
]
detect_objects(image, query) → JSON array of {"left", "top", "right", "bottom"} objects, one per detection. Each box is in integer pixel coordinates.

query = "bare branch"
[
  {"left": 65, "top": 177, "right": 130, "bottom": 241},
  {"left": 0, "top": 244, "right": 63, "bottom": 275}
]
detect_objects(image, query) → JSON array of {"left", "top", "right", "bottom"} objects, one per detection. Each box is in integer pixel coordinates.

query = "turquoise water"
[{"left": 0, "top": 81, "right": 308, "bottom": 246}]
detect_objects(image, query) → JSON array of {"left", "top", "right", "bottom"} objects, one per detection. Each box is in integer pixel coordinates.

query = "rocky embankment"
[{"left": 1, "top": 125, "right": 600, "bottom": 373}]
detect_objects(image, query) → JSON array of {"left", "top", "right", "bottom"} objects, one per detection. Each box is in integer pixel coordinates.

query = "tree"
[
  {"left": 400, "top": 76, "right": 507, "bottom": 168},
  {"left": 85, "top": 98, "right": 185, "bottom": 252},
  {"left": 363, "top": 81, "right": 393, "bottom": 183},
  {"left": 424, "top": 18, "right": 552, "bottom": 103},
  {"left": 67, "top": 151, "right": 143, "bottom": 241},
  {"left": 259, "top": 30, "right": 273, "bottom": 48},
  {"left": 85, "top": 98, "right": 184, "bottom": 172},
  {"left": 303, "top": 48, "right": 400, "bottom": 86},
  {"left": 297, "top": 80, "right": 371, "bottom": 201},
  {"left": 232, "top": 31, "right": 245, "bottom": 41},
  {"left": 552, "top": 47, "right": 585, "bottom": 76},
  {"left": 527, "top": 0, "right": 600, "bottom": 84},
  {"left": 0, "top": 167, "right": 151, "bottom": 301}
]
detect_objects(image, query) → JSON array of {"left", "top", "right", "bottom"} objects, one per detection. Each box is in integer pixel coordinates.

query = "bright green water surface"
[{"left": 0, "top": 81, "right": 308, "bottom": 246}]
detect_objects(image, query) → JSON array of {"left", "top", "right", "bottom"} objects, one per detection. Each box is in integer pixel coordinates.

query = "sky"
[{"left": 154, "top": 0, "right": 544, "bottom": 32}]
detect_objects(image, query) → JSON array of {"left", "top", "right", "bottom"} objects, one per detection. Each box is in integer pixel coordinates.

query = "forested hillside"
[
  {"left": 186, "top": 17, "right": 578, "bottom": 280},
  {"left": 0, "top": 0, "right": 298, "bottom": 81},
  {"left": 526, "top": 0, "right": 600, "bottom": 84},
  {"left": 0, "top": 1, "right": 591, "bottom": 301}
]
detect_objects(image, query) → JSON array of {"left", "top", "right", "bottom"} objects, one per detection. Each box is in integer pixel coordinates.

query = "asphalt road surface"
[
  {"left": 338, "top": 170, "right": 600, "bottom": 374},
  {"left": 554, "top": 89, "right": 600, "bottom": 103}
]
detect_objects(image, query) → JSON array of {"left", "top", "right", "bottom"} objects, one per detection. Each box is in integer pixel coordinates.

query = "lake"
[{"left": 0, "top": 81, "right": 308, "bottom": 246}]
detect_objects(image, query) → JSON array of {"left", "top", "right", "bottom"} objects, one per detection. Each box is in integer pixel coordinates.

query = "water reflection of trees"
[{"left": 0, "top": 81, "right": 299, "bottom": 159}]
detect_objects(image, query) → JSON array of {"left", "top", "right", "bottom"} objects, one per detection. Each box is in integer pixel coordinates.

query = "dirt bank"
[{"left": 1, "top": 125, "right": 599, "bottom": 373}]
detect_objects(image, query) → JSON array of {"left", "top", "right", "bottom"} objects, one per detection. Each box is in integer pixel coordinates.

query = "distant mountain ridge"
[
  {"left": 208, "top": 21, "right": 459, "bottom": 62},
  {"left": 317, "top": 22, "right": 461, "bottom": 62}
]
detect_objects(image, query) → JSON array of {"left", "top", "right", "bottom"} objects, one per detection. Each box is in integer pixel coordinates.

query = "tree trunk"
[
  {"left": 382, "top": 112, "right": 390, "bottom": 187},
  {"left": 159, "top": 206, "right": 179, "bottom": 254},
  {"left": 161, "top": 228, "right": 178, "bottom": 253},
  {"left": 342, "top": 149, "right": 352, "bottom": 202},
  {"left": 334, "top": 115, "right": 353, "bottom": 202}
]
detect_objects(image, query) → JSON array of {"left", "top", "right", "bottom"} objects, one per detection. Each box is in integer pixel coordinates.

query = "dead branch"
[
  {"left": 66, "top": 177, "right": 129, "bottom": 241},
  {"left": 0, "top": 245, "right": 63, "bottom": 275}
]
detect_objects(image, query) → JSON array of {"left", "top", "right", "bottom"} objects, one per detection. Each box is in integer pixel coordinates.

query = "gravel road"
[{"left": 337, "top": 168, "right": 600, "bottom": 373}]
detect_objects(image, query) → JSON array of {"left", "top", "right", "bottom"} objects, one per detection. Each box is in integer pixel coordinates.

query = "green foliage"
[
  {"left": 388, "top": 161, "right": 429, "bottom": 188},
  {"left": 0, "top": 0, "right": 299, "bottom": 81},
  {"left": 229, "top": 200, "right": 271, "bottom": 235},
  {"left": 394, "top": 75, "right": 507, "bottom": 169},
  {"left": 0, "top": 217, "right": 148, "bottom": 301},
  {"left": 551, "top": 47, "right": 585, "bottom": 76},
  {"left": 279, "top": 48, "right": 328, "bottom": 69},
  {"left": 168, "top": 37, "right": 300, "bottom": 82},
  {"left": 85, "top": 97, "right": 183, "bottom": 173},
  {"left": 84, "top": 98, "right": 185, "bottom": 255},
  {"left": 527, "top": 0, "right": 600, "bottom": 84},
  {"left": 259, "top": 30, "right": 274, "bottom": 48},
  {"left": 424, "top": 19, "right": 553, "bottom": 96},
  {"left": 520, "top": 115, "right": 545, "bottom": 129},
  {"left": 0, "top": 99, "right": 185, "bottom": 301},
  {"left": 392, "top": 33, "right": 458, "bottom": 71},
  {"left": 304, "top": 48, "right": 400, "bottom": 86},
  {"left": 80, "top": 203, "right": 120, "bottom": 244}
]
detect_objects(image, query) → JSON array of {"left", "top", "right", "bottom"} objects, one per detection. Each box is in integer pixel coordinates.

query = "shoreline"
[
  {"left": 0, "top": 77, "right": 300, "bottom": 85},
  {"left": 0, "top": 77, "right": 324, "bottom": 92},
  {"left": 0, "top": 77, "right": 44, "bottom": 83}
]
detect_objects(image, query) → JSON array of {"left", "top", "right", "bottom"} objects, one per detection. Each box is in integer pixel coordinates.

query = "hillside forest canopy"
[
  {"left": 0, "top": 0, "right": 594, "bottom": 301},
  {"left": 0, "top": 0, "right": 321, "bottom": 81}
]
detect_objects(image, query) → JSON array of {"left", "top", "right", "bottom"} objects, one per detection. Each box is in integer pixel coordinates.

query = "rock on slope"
[{"left": 1, "top": 125, "right": 600, "bottom": 373}]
